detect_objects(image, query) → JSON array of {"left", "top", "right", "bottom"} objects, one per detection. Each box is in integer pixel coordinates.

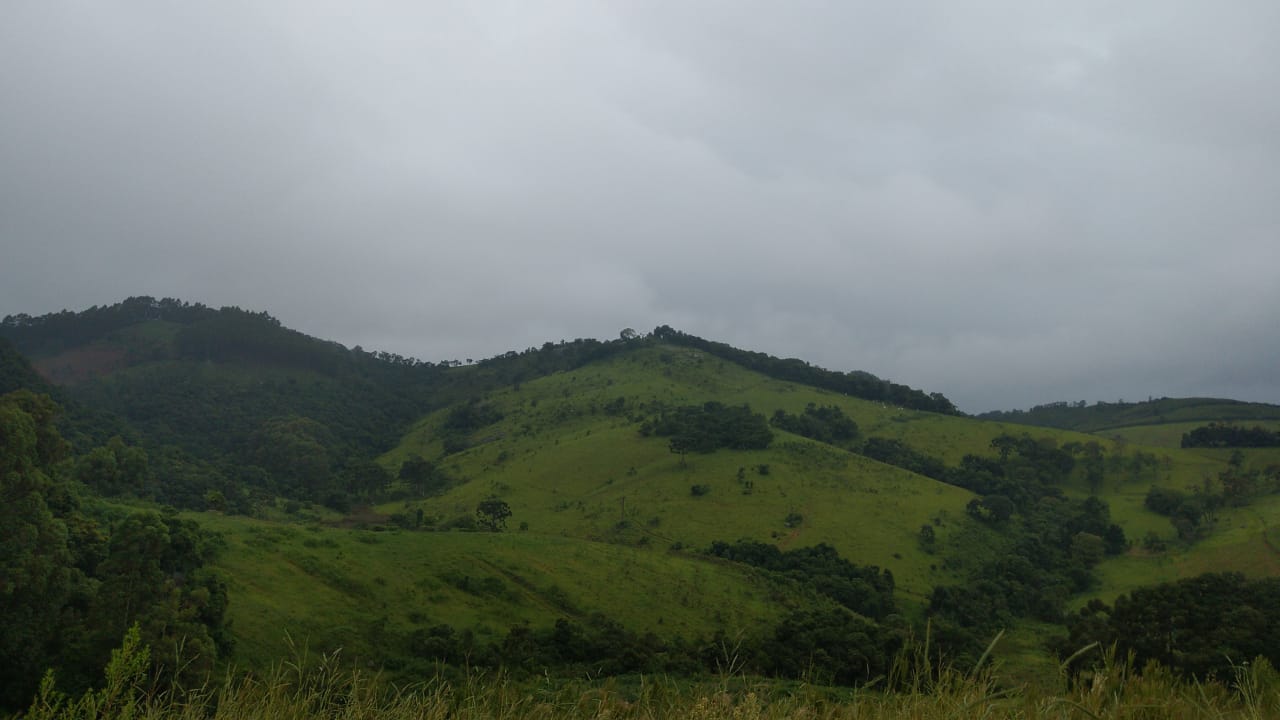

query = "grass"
[
  {"left": 1086, "top": 493, "right": 1280, "bottom": 604},
  {"left": 23, "top": 625, "right": 1280, "bottom": 719},
  {"left": 192, "top": 512, "right": 792, "bottom": 674}
]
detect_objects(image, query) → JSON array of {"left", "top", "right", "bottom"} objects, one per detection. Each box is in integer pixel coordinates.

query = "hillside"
[
  {"left": 0, "top": 298, "right": 956, "bottom": 511},
  {"left": 371, "top": 341, "right": 1280, "bottom": 676},
  {"left": 378, "top": 345, "right": 980, "bottom": 600},
  {"left": 5, "top": 298, "right": 1280, "bottom": 708}
]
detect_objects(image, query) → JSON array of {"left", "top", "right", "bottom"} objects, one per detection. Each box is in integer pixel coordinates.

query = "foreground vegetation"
[{"left": 21, "top": 628, "right": 1280, "bottom": 720}]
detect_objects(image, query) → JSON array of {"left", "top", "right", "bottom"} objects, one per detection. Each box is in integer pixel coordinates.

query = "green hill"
[
  {"left": 6, "top": 298, "right": 1280, "bottom": 706},
  {"left": 378, "top": 345, "right": 980, "bottom": 601},
  {"left": 0, "top": 298, "right": 957, "bottom": 513},
  {"left": 367, "top": 342, "right": 1280, "bottom": 674}
]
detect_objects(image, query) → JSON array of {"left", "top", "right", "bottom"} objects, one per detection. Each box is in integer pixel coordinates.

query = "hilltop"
[{"left": 0, "top": 298, "right": 955, "bottom": 510}]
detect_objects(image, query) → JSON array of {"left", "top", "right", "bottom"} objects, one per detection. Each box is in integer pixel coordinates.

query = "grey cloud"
[{"left": 2, "top": 1, "right": 1277, "bottom": 412}]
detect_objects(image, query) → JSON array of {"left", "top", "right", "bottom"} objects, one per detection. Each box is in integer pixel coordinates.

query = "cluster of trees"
[
  {"left": 398, "top": 455, "right": 454, "bottom": 496},
  {"left": 0, "top": 337, "right": 50, "bottom": 395},
  {"left": 1060, "top": 573, "right": 1280, "bottom": 680},
  {"left": 858, "top": 432, "right": 1081, "bottom": 505},
  {"left": 915, "top": 436, "right": 1127, "bottom": 661},
  {"left": 707, "top": 540, "right": 895, "bottom": 621},
  {"left": 439, "top": 399, "right": 504, "bottom": 455},
  {"left": 929, "top": 492, "right": 1126, "bottom": 658},
  {"left": 0, "top": 391, "right": 230, "bottom": 712},
  {"left": 640, "top": 402, "right": 773, "bottom": 460},
  {"left": 402, "top": 609, "right": 900, "bottom": 687},
  {"left": 860, "top": 437, "right": 948, "bottom": 480},
  {"left": 1181, "top": 422, "right": 1280, "bottom": 448},
  {"left": 1144, "top": 486, "right": 1218, "bottom": 542},
  {"left": 650, "top": 326, "right": 959, "bottom": 415},
  {"left": 770, "top": 404, "right": 859, "bottom": 447}
]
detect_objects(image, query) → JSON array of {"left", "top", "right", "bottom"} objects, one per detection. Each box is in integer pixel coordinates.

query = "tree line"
[
  {"left": 1181, "top": 422, "right": 1280, "bottom": 448},
  {"left": 1061, "top": 572, "right": 1280, "bottom": 680},
  {"left": 650, "top": 326, "right": 959, "bottom": 415}
]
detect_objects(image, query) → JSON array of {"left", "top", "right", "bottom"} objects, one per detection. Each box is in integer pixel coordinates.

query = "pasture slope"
[{"left": 348, "top": 343, "right": 1273, "bottom": 669}]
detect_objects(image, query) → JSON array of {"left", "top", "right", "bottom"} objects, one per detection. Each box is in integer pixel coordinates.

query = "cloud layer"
[{"left": 3, "top": 2, "right": 1277, "bottom": 412}]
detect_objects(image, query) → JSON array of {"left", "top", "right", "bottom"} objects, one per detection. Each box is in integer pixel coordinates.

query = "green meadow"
[{"left": 193, "top": 511, "right": 797, "bottom": 674}]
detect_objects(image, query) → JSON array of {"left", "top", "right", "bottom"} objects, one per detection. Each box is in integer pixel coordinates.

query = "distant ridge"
[{"left": 977, "top": 396, "right": 1280, "bottom": 432}]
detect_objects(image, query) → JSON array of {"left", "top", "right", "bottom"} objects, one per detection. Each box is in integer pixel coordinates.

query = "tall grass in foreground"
[{"left": 19, "top": 629, "right": 1280, "bottom": 719}]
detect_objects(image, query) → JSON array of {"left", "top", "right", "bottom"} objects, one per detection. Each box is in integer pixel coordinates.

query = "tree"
[
  {"left": 248, "top": 416, "right": 335, "bottom": 500},
  {"left": 0, "top": 392, "right": 74, "bottom": 708},
  {"left": 990, "top": 434, "right": 1019, "bottom": 463},
  {"left": 73, "top": 437, "right": 151, "bottom": 496},
  {"left": 1070, "top": 531, "right": 1106, "bottom": 569},
  {"left": 966, "top": 495, "right": 1014, "bottom": 523},
  {"left": 476, "top": 498, "right": 512, "bottom": 532},
  {"left": 339, "top": 458, "right": 391, "bottom": 499},
  {"left": 88, "top": 513, "right": 228, "bottom": 689},
  {"left": 919, "top": 524, "right": 937, "bottom": 552},
  {"left": 669, "top": 434, "right": 697, "bottom": 467}
]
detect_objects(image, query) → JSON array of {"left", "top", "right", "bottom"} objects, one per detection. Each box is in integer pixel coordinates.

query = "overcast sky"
[{"left": 2, "top": 2, "right": 1277, "bottom": 413}]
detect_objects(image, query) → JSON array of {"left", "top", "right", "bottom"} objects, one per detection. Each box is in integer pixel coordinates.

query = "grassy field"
[
  {"left": 1087, "top": 492, "right": 1280, "bottom": 604},
  {"left": 193, "top": 511, "right": 796, "bottom": 673}
]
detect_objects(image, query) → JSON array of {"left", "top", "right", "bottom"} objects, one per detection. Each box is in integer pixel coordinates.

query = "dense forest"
[{"left": 0, "top": 390, "right": 230, "bottom": 708}]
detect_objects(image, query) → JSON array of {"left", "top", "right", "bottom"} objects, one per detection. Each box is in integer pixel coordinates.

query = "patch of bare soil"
[{"left": 33, "top": 344, "right": 129, "bottom": 385}]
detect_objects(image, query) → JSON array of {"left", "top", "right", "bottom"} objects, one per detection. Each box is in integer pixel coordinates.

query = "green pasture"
[
  {"left": 367, "top": 342, "right": 1280, "bottom": 679},
  {"left": 192, "top": 512, "right": 791, "bottom": 673},
  {"left": 380, "top": 346, "right": 986, "bottom": 601},
  {"left": 1086, "top": 493, "right": 1280, "bottom": 605}
]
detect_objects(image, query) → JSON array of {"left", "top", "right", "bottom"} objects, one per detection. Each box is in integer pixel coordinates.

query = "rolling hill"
[{"left": 4, "top": 298, "right": 1280, "bottom": 698}]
